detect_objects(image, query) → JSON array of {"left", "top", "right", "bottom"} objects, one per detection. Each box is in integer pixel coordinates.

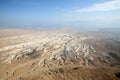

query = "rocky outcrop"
[{"left": 2, "top": 48, "right": 38, "bottom": 64}]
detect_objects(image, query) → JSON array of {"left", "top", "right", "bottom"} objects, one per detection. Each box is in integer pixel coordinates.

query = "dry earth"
[{"left": 0, "top": 29, "right": 120, "bottom": 80}]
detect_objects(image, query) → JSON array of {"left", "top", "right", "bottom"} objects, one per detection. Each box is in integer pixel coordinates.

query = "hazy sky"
[{"left": 0, "top": 0, "right": 120, "bottom": 29}]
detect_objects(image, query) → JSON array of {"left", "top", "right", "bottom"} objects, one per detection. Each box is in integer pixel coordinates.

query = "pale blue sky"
[{"left": 0, "top": 0, "right": 120, "bottom": 29}]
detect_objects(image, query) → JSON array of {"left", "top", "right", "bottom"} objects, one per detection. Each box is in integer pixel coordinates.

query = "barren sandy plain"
[{"left": 0, "top": 29, "right": 120, "bottom": 80}]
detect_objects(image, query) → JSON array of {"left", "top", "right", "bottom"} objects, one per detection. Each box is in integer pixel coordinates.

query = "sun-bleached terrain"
[{"left": 0, "top": 29, "right": 120, "bottom": 80}]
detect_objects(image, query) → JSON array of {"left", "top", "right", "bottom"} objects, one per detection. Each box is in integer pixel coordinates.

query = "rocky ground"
[{"left": 0, "top": 29, "right": 120, "bottom": 80}]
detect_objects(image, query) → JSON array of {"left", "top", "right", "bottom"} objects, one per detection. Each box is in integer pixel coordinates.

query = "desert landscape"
[
  {"left": 0, "top": 29, "right": 120, "bottom": 80},
  {"left": 1, "top": 0, "right": 120, "bottom": 80}
]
